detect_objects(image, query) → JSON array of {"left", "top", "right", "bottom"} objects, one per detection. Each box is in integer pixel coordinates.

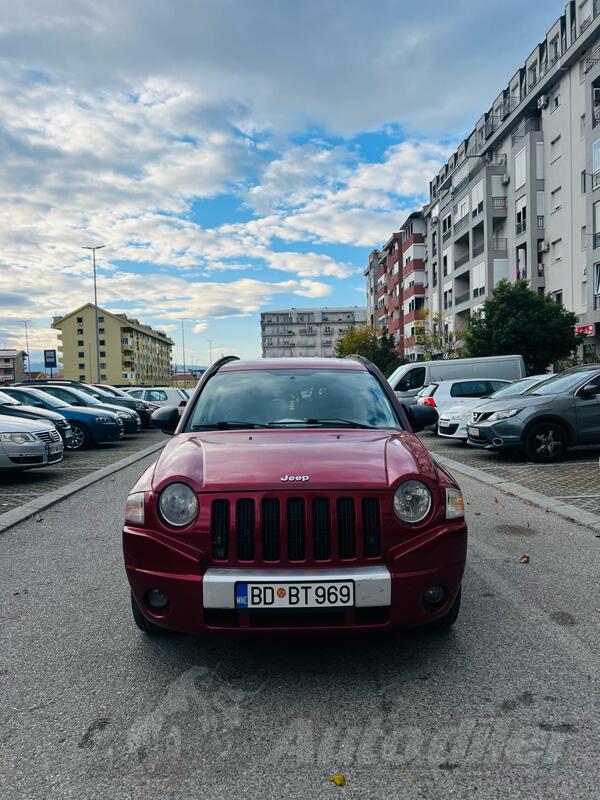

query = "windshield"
[
  {"left": 185, "top": 369, "right": 400, "bottom": 430},
  {"left": 489, "top": 377, "right": 542, "bottom": 400},
  {"left": 0, "top": 390, "right": 19, "bottom": 405},
  {"left": 60, "top": 387, "right": 102, "bottom": 406},
  {"left": 25, "top": 388, "right": 69, "bottom": 408},
  {"left": 525, "top": 371, "right": 596, "bottom": 396}
]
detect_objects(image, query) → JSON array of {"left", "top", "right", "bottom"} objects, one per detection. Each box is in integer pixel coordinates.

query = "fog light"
[
  {"left": 424, "top": 585, "right": 445, "bottom": 606},
  {"left": 146, "top": 588, "right": 169, "bottom": 610}
]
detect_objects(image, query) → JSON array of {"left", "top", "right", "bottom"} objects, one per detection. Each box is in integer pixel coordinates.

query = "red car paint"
[{"left": 123, "top": 358, "right": 467, "bottom": 634}]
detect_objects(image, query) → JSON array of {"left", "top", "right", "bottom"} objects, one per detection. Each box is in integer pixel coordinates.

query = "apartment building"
[
  {"left": 260, "top": 307, "right": 367, "bottom": 358},
  {"left": 52, "top": 303, "right": 174, "bottom": 385},
  {"left": 423, "top": 0, "right": 600, "bottom": 361},
  {"left": 364, "top": 214, "right": 427, "bottom": 359},
  {"left": 369, "top": 1, "right": 600, "bottom": 362},
  {"left": 0, "top": 350, "right": 26, "bottom": 386}
]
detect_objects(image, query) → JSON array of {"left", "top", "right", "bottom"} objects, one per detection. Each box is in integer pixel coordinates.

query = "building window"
[
  {"left": 100, "top": 363, "right": 106, "bottom": 369},
  {"left": 98, "top": 327, "right": 105, "bottom": 334},
  {"left": 551, "top": 239, "right": 563, "bottom": 262},
  {"left": 77, "top": 317, "right": 83, "bottom": 323},
  {"left": 553, "top": 291, "right": 563, "bottom": 305},
  {"left": 99, "top": 339, "right": 105, "bottom": 346},
  {"left": 77, "top": 329, "right": 83, "bottom": 335},
  {"left": 77, "top": 340, "right": 84, "bottom": 346},
  {"left": 582, "top": 225, "right": 587, "bottom": 250},
  {"left": 581, "top": 113, "right": 586, "bottom": 138},
  {"left": 551, "top": 186, "right": 562, "bottom": 212},
  {"left": 515, "top": 148, "right": 527, "bottom": 189},
  {"left": 551, "top": 89, "right": 560, "bottom": 111},
  {"left": 550, "top": 135, "right": 561, "bottom": 161},
  {"left": 100, "top": 351, "right": 106, "bottom": 357},
  {"left": 78, "top": 351, "right": 84, "bottom": 358},
  {"left": 79, "top": 374, "right": 86, "bottom": 380},
  {"left": 594, "top": 262, "right": 600, "bottom": 295},
  {"left": 582, "top": 170, "right": 587, "bottom": 193},
  {"left": 78, "top": 363, "right": 85, "bottom": 369},
  {"left": 98, "top": 316, "right": 104, "bottom": 322}
]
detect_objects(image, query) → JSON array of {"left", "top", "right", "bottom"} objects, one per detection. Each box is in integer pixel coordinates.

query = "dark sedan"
[{"left": 0, "top": 390, "right": 73, "bottom": 446}]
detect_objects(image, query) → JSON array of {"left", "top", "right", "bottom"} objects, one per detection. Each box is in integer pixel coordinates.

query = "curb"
[
  {"left": 0, "top": 441, "right": 165, "bottom": 535},
  {"left": 434, "top": 453, "right": 600, "bottom": 534}
]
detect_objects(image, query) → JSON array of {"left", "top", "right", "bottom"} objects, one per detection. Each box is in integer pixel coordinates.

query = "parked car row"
[
  {"left": 0, "top": 380, "right": 186, "bottom": 472},
  {"left": 404, "top": 363, "right": 600, "bottom": 463}
]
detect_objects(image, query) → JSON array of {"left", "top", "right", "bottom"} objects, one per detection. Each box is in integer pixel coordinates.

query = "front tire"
[
  {"left": 524, "top": 422, "right": 566, "bottom": 463},
  {"left": 66, "top": 422, "right": 90, "bottom": 450},
  {"left": 131, "top": 592, "right": 164, "bottom": 636}
]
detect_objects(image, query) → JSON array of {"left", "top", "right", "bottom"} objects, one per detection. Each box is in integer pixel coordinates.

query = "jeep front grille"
[{"left": 209, "top": 494, "right": 382, "bottom": 565}]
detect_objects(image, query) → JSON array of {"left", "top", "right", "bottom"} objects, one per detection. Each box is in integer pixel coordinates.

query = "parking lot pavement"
[
  {"left": 421, "top": 431, "right": 600, "bottom": 518},
  {"left": 0, "top": 429, "right": 165, "bottom": 517},
  {"left": 0, "top": 458, "right": 599, "bottom": 799}
]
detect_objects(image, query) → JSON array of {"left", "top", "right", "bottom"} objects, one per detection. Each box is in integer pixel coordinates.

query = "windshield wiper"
[
  {"left": 269, "top": 418, "right": 375, "bottom": 429},
  {"left": 191, "top": 420, "right": 271, "bottom": 430}
]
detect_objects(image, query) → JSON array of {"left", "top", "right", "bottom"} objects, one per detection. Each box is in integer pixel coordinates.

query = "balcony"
[
  {"left": 452, "top": 175, "right": 470, "bottom": 196},
  {"left": 581, "top": 15, "right": 593, "bottom": 34},
  {"left": 593, "top": 169, "right": 600, "bottom": 189},
  {"left": 594, "top": 108, "right": 600, "bottom": 129},
  {"left": 537, "top": 264, "right": 545, "bottom": 278},
  {"left": 595, "top": 294, "right": 600, "bottom": 310},
  {"left": 455, "top": 253, "right": 470, "bottom": 269},
  {"left": 594, "top": 232, "right": 600, "bottom": 249},
  {"left": 516, "top": 220, "right": 527, "bottom": 236},
  {"left": 537, "top": 215, "right": 545, "bottom": 229},
  {"left": 492, "top": 196, "right": 507, "bottom": 209},
  {"left": 511, "top": 117, "right": 542, "bottom": 145},
  {"left": 473, "top": 243, "right": 485, "bottom": 258},
  {"left": 444, "top": 298, "right": 453, "bottom": 310},
  {"left": 492, "top": 237, "right": 508, "bottom": 253},
  {"left": 442, "top": 229, "right": 452, "bottom": 243},
  {"left": 455, "top": 291, "right": 470, "bottom": 306},
  {"left": 454, "top": 214, "right": 470, "bottom": 235}
]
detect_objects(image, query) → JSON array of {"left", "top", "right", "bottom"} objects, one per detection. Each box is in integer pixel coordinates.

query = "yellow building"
[{"left": 52, "top": 304, "right": 174, "bottom": 385}]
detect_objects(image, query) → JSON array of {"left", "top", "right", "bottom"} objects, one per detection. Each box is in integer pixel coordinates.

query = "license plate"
[
  {"left": 47, "top": 443, "right": 62, "bottom": 455},
  {"left": 235, "top": 581, "right": 354, "bottom": 609},
  {"left": 468, "top": 426, "right": 480, "bottom": 438}
]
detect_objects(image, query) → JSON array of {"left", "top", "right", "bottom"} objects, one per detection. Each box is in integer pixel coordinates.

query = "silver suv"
[{"left": 467, "top": 365, "right": 600, "bottom": 463}]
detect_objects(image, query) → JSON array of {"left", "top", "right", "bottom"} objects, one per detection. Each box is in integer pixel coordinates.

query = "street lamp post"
[
  {"left": 82, "top": 245, "right": 105, "bottom": 383},
  {"left": 208, "top": 339, "right": 214, "bottom": 364},
  {"left": 180, "top": 319, "right": 187, "bottom": 388},
  {"left": 23, "top": 320, "right": 31, "bottom": 379}
]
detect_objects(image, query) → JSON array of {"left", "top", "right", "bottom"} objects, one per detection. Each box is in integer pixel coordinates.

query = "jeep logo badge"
[{"left": 280, "top": 475, "right": 310, "bottom": 482}]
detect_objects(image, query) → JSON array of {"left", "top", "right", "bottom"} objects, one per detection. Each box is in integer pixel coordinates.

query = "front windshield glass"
[
  {"left": 0, "top": 390, "right": 19, "bottom": 405},
  {"left": 185, "top": 369, "right": 400, "bottom": 430},
  {"left": 489, "top": 377, "right": 541, "bottom": 400},
  {"left": 25, "top": 388, "right": 69, "bottom": 408},
  {"left": 62, "top": 387, "right": 102, "bottom": 406},
  {"left": 525, "top": 371, "right": 595, "bottom": 396}
]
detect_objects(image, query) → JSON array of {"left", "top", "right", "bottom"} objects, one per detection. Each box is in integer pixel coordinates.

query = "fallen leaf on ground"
[
  {"left": 473, "top": 512, "right": 481, "bottom": 516},
  {"left": 494, "top": 497, "right": 500, "bottom": 504},
  {"left": 402, "top": 771, "right": 416, "bottom": 784},
  {"left": 328, "top": 774, "right": 346, "bottom": 787},
  {"left": 519, "top": 555, "right": 530, "bottom": 564}
]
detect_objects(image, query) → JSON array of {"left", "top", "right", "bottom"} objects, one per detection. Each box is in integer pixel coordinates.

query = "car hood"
[
  {"left": 472, "top": 394, "right": 558, "bottom": 415},
  {"left": 440, "top": 399, "right": 486, "bottom": 416},
  {"left": 0, "top": 415, "right": 54, "bottom": 433},
  {"left": 5, "top": 404, "right": 66, "bottom": 422},
  {"left": 150, "top": 429, "right": 438, "bottom": 493}
]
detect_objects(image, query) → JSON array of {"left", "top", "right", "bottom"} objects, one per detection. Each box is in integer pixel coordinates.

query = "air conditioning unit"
[
  {"left": 594, "top": 88, "right": 600, "bottom": 106},
  {"left": 537, "top": 94, "right": 549, "bottom": 110},
  {"left": 501, "top": 174, "right": 510, "bottom": 185},
  {"left": 538, "top": 241, "right": 550, "bottom": 253}
]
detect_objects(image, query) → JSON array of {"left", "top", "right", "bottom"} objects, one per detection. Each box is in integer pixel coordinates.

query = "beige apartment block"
[{"left": 52, "top": 303, "right": 174, "bottom": 385}]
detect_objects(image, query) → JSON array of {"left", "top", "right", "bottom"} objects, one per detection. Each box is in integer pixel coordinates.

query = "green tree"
[
  {"left": 463, "top": 280, "right": 580, "bottom": 374},
  {"left": 334, "top": 325, "right": 404, "bottom": 377},
  {"left": 415, "top": 310, "right": 465, "bottom": 360}
]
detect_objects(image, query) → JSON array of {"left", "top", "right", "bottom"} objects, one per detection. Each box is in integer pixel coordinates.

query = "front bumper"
[
  {"left": 123, "top": 522, "right": 467, "bottom": 633},
  {"left": 94, "top": 422, "right": 121, "bottom": 443},
  {"left": 438, "top": 418, "right": 468, "bottom": 440},
  {"left": 467, "top": 420, "right": 524, "bottom": 450},
  {"left": 0, "top": 439, "right": 64, "bottom": 469}
]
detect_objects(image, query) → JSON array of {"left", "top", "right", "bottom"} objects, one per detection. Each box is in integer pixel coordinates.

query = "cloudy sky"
[{"left": 0, "top": 0, "right": 559, "bottom": 366}]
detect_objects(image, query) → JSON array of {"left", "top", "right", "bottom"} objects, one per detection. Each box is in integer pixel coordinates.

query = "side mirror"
[
  {"left": 402, "top": 402, "right": 438, "bottom": 433},
  {"left": 580, "top": 384, "right": 599, "bottom": 399},
  {"left": 152, "top": 405, "right": 180, "bottom": 435}
]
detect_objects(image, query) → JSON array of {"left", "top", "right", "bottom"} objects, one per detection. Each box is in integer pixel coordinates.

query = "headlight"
[
  {"left": 158, "top": 483, "right": 198, "bottom": 528},
  {"left": 393, "top": 480, "right": 432, "bottom": 524},
  {"left": 125, "top": 492, "right": 145, "bottom": 526},
  {"left": 0, "top": 431, "right": 37, "bottom": 443},
  {"left": 116, "top": 410, "right": 130, "bottom": 419},
  {"left": 488, "top": 409, "right": 521, "bottom": 422},
  {"left": 95, "top": 416, "right": 114, "bottom": 424},
  {"left": 446, "top": 488, "right": 465, "bottom": 519}
]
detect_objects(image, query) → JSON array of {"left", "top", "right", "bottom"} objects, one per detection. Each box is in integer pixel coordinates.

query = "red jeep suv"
[{"left": 123, "top": 357, "right": 467, "bottom": 635}]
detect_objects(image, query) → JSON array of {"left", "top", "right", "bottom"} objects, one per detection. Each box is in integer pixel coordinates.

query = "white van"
[{"left": 387, "top": 355, "right": 526, "bottom": 399}]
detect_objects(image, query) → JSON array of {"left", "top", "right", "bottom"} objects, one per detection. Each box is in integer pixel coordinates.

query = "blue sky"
[{"left": 0, "top": 0, "right": 560, "bottom": 367}]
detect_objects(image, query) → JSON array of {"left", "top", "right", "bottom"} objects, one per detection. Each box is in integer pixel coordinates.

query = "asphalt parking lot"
[
  {"left": 421, "top": 431, "right": 600, "bottom": 518},
  {"left": 0, "top": 428, "right": 165, "bottom": 517}
]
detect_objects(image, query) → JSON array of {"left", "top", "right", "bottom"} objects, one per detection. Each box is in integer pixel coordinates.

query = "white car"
[
  {"left": 0, "top": 416, "right": 64, "bottom": 470},
  {"left": 125, "top": 387, "right": 190, "bottom": 407},
  {"left": 436, "top": 375, "right": 547, "bottom": 441},
  {"left": 415, "top": 379, "right": 511, "bottom": 438}
]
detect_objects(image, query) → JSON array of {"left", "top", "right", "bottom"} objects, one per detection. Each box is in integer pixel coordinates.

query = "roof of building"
[
  {"left": 0, "top": 349, "right": 26, "bottom": 358},
  {"left": 262, "top": 306, "right": 366, "bottom": 315},
  {"left": 52, "top": 303, "right": 175, "bottom": 345}
]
